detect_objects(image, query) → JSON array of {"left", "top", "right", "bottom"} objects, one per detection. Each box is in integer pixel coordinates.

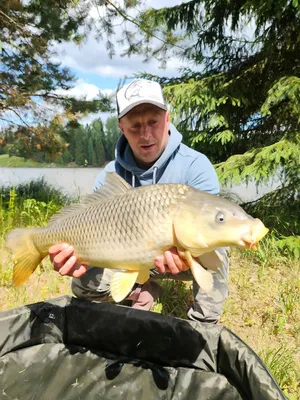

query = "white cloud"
[
  {"left": 54, "top": 79, "right": 113, "bottom": 100},
  {"left": 53, "top": 38, "right": 186, "bottom": 80},
  {"left": 47, "top": 0, "right": 256, "bottom": 125},
  {"left": 51, "top": 0, "right": 191, "bottom": 83}
]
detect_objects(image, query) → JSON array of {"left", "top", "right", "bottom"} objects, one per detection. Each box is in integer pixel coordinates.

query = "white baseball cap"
[{"left": 116, "top": 79, "right": 168, "bottom": 118}]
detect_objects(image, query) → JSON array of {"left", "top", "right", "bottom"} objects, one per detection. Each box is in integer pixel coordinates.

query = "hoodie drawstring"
[
  {"left": 131, "top": 166, "right": 158, "bottom": 187},
  {"left": 131, "top": 173, "right": 136, "bottom": 188},
  {"left": 152, "top": 166, "right": 158, "bottom": 184}
]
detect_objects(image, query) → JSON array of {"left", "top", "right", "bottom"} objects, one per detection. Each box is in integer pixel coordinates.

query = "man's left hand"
[{"left": 154, "top": 247, "right": 189, "bottom": 274}]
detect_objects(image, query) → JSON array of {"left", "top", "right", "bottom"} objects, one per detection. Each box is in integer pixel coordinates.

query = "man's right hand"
[{"left": 49, "top": 243, "right": 88, "bottom": 278}]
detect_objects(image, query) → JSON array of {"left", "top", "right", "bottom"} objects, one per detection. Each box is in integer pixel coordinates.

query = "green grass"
[
  {"left": 0, "top": 154, "right": 59, "bottom": 167},
  {"left": 0, "top": 181, "right": 299, "bottom": 399}
]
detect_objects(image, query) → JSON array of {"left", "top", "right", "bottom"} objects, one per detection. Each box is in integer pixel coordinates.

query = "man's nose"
[{"left": 140, "top": 125, "right": 151, "bottom": 140}]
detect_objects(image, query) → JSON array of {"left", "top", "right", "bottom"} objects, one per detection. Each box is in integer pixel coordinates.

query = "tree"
[
  {"left": 0, "top": 0, "right": 112, "bottom": 145},
  {"left": 87, "top": 135, "right": 96, "bottom": 166},
  {"left": 2, "top": 120, "right": 67, "bottom": 161},
  {"left": 105, "top": 116, "right": 121, "bottom": 161},
  {"left": 74, "top": 126, "right": 87, "bottom": 166},
  {"left": 90, "top": 119, "right": 106, "bottom": 166},
  {"left": 94, "top": 0, "right": 300, "bottom": 246}
]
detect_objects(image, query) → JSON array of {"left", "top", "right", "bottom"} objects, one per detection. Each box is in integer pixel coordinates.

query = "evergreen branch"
[
  {"left": 6, "top": 107, "right": 31, "bottom": 128},
  {"left": 104, "top": 0, "right": 185, "bottom": 51},
  {"left": 0, "top": 10, "right": 28, "bottom": 34}
]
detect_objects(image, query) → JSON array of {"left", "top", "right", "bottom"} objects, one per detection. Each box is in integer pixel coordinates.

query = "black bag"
[{"left": 0, "top": 295, "right": 287, "bottom": 399}]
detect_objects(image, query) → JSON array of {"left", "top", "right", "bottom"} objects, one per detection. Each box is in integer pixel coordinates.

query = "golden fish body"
[
  {"left": 5, "top": 173, "right": 269, "bottom": 302},
  {"left": 33, "top": 183, "right": 187, "bottom": 271}
]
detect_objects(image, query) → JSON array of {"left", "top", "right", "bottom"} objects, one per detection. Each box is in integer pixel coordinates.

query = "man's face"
[{"left": 118, "top": 104, "right": 170, "bottom": 169}]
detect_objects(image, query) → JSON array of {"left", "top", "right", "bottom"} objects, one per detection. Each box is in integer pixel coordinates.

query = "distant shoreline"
[{"left": 0, "top": 154, "right": 106, "bottom": 169}]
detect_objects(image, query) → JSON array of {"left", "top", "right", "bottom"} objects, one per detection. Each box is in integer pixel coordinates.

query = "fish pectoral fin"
[
  {"left": 110, "top": 270, "right": 139, "bottom": 303},
  {"left": 136, "top": 270, "right": 150, "bottom": 285},
  {"left": 198, "top": 251, "right": 222, "bottom": 272},
  {"left": 179, "top": 250, "right": 213, "bottom": 293}
]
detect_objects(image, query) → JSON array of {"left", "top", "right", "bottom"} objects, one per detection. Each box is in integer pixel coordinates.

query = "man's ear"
[
  {"left": 118, "top": 120, "right": 124, "bottom": 134},
  {"left": 166, "top": 111, "right": 170, "bottom": 124}
]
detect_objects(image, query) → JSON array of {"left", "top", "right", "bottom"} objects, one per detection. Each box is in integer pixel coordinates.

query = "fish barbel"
[{"left": 5, "top": 172, "right": 269, "bottom": 302}]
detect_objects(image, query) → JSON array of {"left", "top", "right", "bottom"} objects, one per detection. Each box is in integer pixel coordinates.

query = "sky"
[{"left": 51, "top": 0, "right": 191, "bottom": 124}]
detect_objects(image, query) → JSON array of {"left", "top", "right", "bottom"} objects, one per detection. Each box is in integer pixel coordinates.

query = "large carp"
[{"left": 5, "top": 172, "right": 268, "bottom": 302}]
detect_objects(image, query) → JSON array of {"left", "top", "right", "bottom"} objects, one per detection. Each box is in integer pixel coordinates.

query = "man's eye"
[{"left": 149, "top": 120, "right": 157, "bottom": 125}]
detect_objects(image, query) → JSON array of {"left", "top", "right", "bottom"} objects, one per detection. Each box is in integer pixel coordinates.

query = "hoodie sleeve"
[
  {"left": 93, "top": 161, "right": 116, "bottom": 191},
  {"left": 186, "top": 155, "right": 220, "bottom": 195}
]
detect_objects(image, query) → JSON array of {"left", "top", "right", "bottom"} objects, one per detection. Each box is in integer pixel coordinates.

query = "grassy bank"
[
  {"left": 0, "top": 154, "right": 105, "bottom": 168},
  {"left": 0, "top": 183, "right": 299, "bottom": 399},
  {"left": 0, "top": 154, "right": 59, "bottom": 167}
]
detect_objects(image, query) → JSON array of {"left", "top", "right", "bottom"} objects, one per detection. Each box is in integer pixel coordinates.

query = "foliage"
[
  {"left": 0, "top": 0, "right": 112, "bottom": 146},
  {"left": 0, "top": 177, "right": 70, "bottom": 209},
  {"left": 0, "top": 115, "right": 121, "bottom": 166},
  {"left": 0, "top": 154, "right": 59, "bottom": 167},
  {"left": 104, "top": 116, "right": 121, "bottom": 161},
  {"left": 260, "top": 347, "right": 299, "bottom": 395},
  {"left": 152, "top": 280, "right": 193, "bottom": 319},
  {"left": 92, "top": 0, "right": 300, "bottom": 255},
  {"left": 90, "top": 119, "right": 106, "bottom": 166},
  {"left": 74, "top": 126, "right": 88, "bottom": 166},
  {"left": 240, "top": 184, "right": 300, "bottom": 258},
  {"left": 3, "top": 122, "right": 67, "bottom": 160}
]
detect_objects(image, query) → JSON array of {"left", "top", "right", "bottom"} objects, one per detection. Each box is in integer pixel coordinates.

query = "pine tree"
[
  {"left": 87, "top": 134, "right": 96, "bottom": 166},
  {"left": 0, "top": 0, "right": 112, "bottom": 147},
  {"left": 95, "top": 0, "right": 300, "bottom": 246},
  {"left": 105, "top": 116, "right": 121, "bottom": 160},
  {"left": 90, "top": 118, "right": 106, "bottom": 166},
  {"left": 74, "top": 127, "right": 87, "bottom": 166}
]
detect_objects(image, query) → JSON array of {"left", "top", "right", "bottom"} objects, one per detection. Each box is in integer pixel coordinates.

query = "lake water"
[
  {"left": 0, "top": 168, "right": 102, "bottom": 199},
  {"left": 0, "top": 167, "right": 280, "bottom": 202}
]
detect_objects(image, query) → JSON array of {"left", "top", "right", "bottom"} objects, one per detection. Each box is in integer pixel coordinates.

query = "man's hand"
[
  {"left": 154, "top": 247, "right": 189, "bottom": 274},
  {"left": 49, "top": 243, "right": 87, "bottom": 278},
  {"left": 50, "top": 244, "right": 188, "bottom": 278}
]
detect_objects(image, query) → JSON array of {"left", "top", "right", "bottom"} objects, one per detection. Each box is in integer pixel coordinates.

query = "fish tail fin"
[{"left": 5, "top": 228, "right": 43, "bottom": 287}]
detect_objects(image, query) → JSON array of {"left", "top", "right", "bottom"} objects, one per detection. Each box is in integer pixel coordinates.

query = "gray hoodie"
[{"left": 94, "top": 123, "right": 220, "bottom": 194}]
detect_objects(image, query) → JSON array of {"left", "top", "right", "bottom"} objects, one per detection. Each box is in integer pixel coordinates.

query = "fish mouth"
[{"left": 241, "top": 225, "right": 269, "bottom": 251}]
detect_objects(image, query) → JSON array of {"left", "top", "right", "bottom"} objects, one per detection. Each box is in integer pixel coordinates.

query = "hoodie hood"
[{"left": 115, "top": 123, "right": 182, "bottom": 186}]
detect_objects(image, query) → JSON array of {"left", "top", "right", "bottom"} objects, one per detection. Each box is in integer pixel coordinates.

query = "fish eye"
[{"left": 216, "top": 212, "right": 225, "bottom": 223}]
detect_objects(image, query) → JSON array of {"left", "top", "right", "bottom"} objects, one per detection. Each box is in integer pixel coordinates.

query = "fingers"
[
  {"left": 49, "top": 243, "right": 69, "bottom": 263},
  {"left": 154, "top": 247, "right": 190, "bottom": 275},
  {"left": 59, "top": 256, "right": 87, "bottom": 277},
  {"left": 164, "top": 249, "right": 189, "bottom": 274},
  {"left": 154, "top": 254, "right": 166, "bottom": 273},
  {"left": 51, "top": 245, "right": 74, "bottom": 270},
  {"left": 49, "top": 243, "right": 87, "bottom": 278},
  {"left": 72, "top": 264, "right": 88, "bottom": 278}
]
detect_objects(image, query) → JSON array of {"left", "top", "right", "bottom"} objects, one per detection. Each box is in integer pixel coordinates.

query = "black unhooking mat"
[{"left": 0, "top": 295, "right": 286, "bottom": 400}]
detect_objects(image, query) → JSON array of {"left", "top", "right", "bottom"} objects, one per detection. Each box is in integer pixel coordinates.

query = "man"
[{"left": 50, "top": 78, "right": 229, "bottom": 324}]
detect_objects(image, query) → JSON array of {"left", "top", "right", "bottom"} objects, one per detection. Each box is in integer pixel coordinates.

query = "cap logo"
[{"left": 124, "top": 80, "right": 162, "bottom": 102}]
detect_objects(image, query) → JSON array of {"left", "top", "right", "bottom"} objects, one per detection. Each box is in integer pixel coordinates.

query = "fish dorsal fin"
[
  {"left": 48, "top": 172, "right": 132, "bottom": 225},
  {"left": 81, "top": 172, "right": 132, "bottom": 205}
]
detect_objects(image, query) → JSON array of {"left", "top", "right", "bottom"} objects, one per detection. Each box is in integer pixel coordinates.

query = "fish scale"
[{"left": 32, "top": 183, "right": 186, "bottom": 270}]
